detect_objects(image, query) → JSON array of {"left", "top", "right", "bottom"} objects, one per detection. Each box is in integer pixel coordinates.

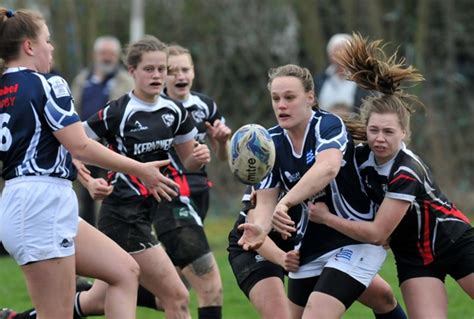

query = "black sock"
[
  {"left": 73, "top": 292, "right": 85, "bottom": 319},
  {"left": 12, "top": 309, "right": 36, "bottom": 319},
  {"left": 198, "top": 306, "right": 222, "bottom": 319},
  {"left": 374, "top": 302, "right": 407, "bottom": 319},
  {"left": 137, "top": 285, "right": 160, "bottom": 310}
]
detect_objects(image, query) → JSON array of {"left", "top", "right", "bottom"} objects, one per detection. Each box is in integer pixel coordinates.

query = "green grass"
[{"left": 1, "top": 217, "right": 473, "bottom": 318}]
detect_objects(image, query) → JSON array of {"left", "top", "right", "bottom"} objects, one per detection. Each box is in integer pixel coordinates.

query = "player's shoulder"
[{"left": 190, "top": 90, "right": 215, "bottom": 105}]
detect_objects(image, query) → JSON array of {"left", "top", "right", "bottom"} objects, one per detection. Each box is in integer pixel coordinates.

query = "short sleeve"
[{"left": 43, "top": 75, "right": 80, "bottom": 130}]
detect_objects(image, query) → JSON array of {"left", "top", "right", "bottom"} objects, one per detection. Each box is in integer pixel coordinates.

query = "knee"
[{"left": 117, "top": 257, "right": 140, "bottom": 285}]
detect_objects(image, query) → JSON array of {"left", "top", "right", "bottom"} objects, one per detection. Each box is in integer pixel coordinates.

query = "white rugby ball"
[{"left": 228, "top": 124, "right": 276, "bottom": 185}]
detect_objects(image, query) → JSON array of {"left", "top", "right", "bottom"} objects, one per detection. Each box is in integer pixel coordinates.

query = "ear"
[
  {"left": 22, "top": 38, "right": 35, "bottom": 57},
  {"left": 128, "top": 66, "right": 135, "bottom": 77},
  {"left": 306, "top": 91, "right": 315, "bottom": 107}
]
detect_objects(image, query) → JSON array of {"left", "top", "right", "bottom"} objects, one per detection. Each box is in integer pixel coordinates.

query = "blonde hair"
[
  {"left": 267, "top": 64, "right": 314, "bottom": 94},
  {"left": 335, "top": 33, "right": 424, "bottom": 141}
]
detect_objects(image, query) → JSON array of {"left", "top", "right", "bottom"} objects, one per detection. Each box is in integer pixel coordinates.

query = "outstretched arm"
[{"left": 309, "top": 198, "right": 410, "bottom": 245}]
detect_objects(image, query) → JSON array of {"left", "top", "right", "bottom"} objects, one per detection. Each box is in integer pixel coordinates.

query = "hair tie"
[{"left": 6, "top": 9, "right": 15, "bottom": 18}]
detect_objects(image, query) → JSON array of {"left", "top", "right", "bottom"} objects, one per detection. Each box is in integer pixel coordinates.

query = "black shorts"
[
  {"left": 98, "top": 197, "right": 158, "bottom": 253},
  {"left": 153, "top": 195, "right": 205, "bottom": 236},
  {"left": 190, "top": 188, "right": 210, "bottom": 221},
  {"left": 288, "top": 267, "right": 366, "bottom": 309},
  {"left": 396, "top": 227, "right": 474, "bottom": 285},
  {"left": 228, "top": 249, "right": 285, "bottom": 298},
  {"left": 157, "top": 224, "right": 211, "bottom": 268}
]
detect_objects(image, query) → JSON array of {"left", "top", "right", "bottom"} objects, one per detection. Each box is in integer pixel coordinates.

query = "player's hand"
[
  {"left": 283, "top": 250, "right": 300, "bottom": 272},
  {"left": 73, "top": 159, "right": 91, "bottom": 182},
  {"left": 87, "top": 178, "right": 113, "bottom": 200},
  {"left": 237, "top": 223, "right": 266, "bottom": 251},
  {"left": 272, "top": 203, "right": 295, "bottom": 239},
  {"left": 192, "top": 142, "right": 211, "bottom": 166},
  {"left": 139, "top": 160, "right": 179, "bottom": 202},
  {"left": 205, "top": 119, "right": 232, "bottom": 144},
  {"left": 308, "top": 201, "right": 332, "bottom": 224}
]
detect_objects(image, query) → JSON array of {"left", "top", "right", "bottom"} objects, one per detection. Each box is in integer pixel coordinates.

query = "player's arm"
[
  {"left": 256, "top": 237, "right": 300, "bottom": 272},
  {"left": 279, "top": 148, "right": 341, "bottom": 208},
  {"left": 205, "top": 119, "right": 231, "bottom": 161},
  {"left": 272, "top": 148, "right": 342, "bottom": 237},
  {"left": 309, "top": 198, "right": 410, "bottom": 245},
  {"left": 55, "top": 122, "right": 178, "bottom": 201},
  {"left": 238, "top": 187, "right": 279, "bottom": 250},
  {"left": 174, "top": 139, "right": 211, "bottom": 171}
]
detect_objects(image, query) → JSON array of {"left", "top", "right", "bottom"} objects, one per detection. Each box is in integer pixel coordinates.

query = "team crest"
[
  {"left": 191, "top": 109, "right": 206, "bottom": 123},
  {"left": 161, "top": 113, "right": 175, "bottom": 127}
]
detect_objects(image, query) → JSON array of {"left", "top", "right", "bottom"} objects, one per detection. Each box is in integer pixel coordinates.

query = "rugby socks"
[
  {"left": 374, "top": 302, "right": 407, "bottom": 319},
  {"left": 198, "top": 306, "right": 222, "bottom": 319},
  {"left": 74, "top": 292, "right": 85, "bottom": 319},
  {"left": 137, "top": 285, "right": 161, "bottom": 310},
  {"left": 11, "top": 309, "right": 36, "bottom": 319}
]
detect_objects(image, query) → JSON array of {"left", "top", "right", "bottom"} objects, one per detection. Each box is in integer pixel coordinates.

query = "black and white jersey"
[
  {"left": 356, "top": 143, "right": 472, "bottom": 266},
  {"left": 257, "top": 110, "right": 376, "bottom": 265},
  {"left": 0, "top": 68, "right": 80, "bottom": 181},
  {"left": 84, "top": 92, "right": 197, "bottom": 201},
  {"left": 162, "top": 89, "right": 225, "bottom": 196}
]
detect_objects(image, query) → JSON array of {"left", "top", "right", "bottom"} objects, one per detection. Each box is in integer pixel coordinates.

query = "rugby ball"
[{"left": 228, "top": 124, "right": 276, "bottom": 185}]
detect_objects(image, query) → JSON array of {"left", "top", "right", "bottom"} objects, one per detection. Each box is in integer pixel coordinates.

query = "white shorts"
[
  {"left": 289, "top": 244, "right": 387, "bottom": 287},
  {"left": 0, "top": 176, "right": 79, "bottom": 265}
]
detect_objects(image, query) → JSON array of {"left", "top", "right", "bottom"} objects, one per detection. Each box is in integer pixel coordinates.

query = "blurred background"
[{"left": 4, "top": 0, "right": 474, "bottom": 216}]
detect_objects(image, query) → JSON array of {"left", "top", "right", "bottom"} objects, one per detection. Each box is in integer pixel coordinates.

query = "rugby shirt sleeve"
[
  {"left": 173, "top": 103, "right": 197, "bottom": 145},
  {"left": 315, "top": 113, "right": 348, "bottom": 155},
  {"left": 83, "top": 102, "right": 120, "bottom": 140},
  {"left": 385, "top": 162, "right": 421, "bottom": 203},
  {"left": 44, "top": 75, "right": 80, "bottom": 131}
]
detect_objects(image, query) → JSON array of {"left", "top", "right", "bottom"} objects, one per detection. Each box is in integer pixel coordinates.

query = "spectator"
[{"left": 314, "top": 33, "right": 370, "bottom": 113}]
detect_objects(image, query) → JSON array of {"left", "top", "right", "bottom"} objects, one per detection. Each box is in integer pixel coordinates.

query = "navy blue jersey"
[
  {"left": 162, "top": 89, "right": 225, "bottom": 196},
  {"left": 0, "top": 68, "right": 80, "bottom": 181},
  {"left": 257, "top": 110, "right": 376, "bottom": 265},
  {"left": 84, "top": 93, "right": 197, "bottom": 201},
  {"left": 356, "top": 143, "right": 472, "bottom": 266}
]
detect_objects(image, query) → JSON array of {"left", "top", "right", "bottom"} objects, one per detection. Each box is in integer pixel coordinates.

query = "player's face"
[
  {"left": 32, "top": 23, "right": 54, "bottom": 73},
  {"left": 270, "top": 76, "right": 314, "bottom": 131},
  {"left": 166, "top": 54, "right": 194, "bottom": 101},
  {"left": 366, "top": 112, "right": 406, "bottom": 165},
  {"left": 129, "top": 50, "right": 167, "bottom": 103}
]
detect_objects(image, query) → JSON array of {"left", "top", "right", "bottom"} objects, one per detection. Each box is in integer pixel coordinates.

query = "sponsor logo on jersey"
[
  {"left": 0, "top": 96, "right": 15, "bottom": 108},
  {"left": 133, "top": 138, "right": 173, "bottom": 155},
  {"left": 161, "top": 113, "right": 175, "bottom": 127},
  {"left": 49, "top": 76, "right": 70, "bottom": 99},
  {"left": 130, "top": 120, "right": 149, "bottom": 132},
  {"left": 306, "top": 150, "right": 315, "bottom": 164},
  {"left": 255, "top": 254, "right": 266, "bottom": 262},
  {"left": 0, "top": 83, "right": 18, "bottom": 96},
  {"left": 284, "top": 171, "right": 300, "bottom": 183},
  {"left": 335, "top": 248, "right": 353, "bottom": 261}
]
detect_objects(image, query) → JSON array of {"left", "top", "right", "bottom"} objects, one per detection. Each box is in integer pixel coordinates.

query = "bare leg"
[
  {"left": 133, "top": 245, "right": 190, "bottom": 319},
  {"left": 248, "top": 277, "right": 290, "bottom": 319},
  {"left": 401, "top": 277, "right": 448, "bottom": 319},
  {"left": 457, "top": 273, "right": 474, "bottom": 298},
  {"left": 22, "top": 256, "right": 76, "bottom": 319},
  {"left": 75, "top": 220, "right": 139, "bottom": 319},
  {"left": 288, "top": 300, "right": 304, "bottom": 319},
  {"left": 358, "top": 274, "right": 398, "bottom": 314},
  {"left": 180, "top": 252, "right": 223, "bottom": 307},
  {"left": 302, "top": 291, "right": 346, "bottom": 319}
]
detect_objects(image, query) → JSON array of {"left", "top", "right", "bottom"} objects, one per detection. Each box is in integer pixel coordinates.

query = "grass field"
[{"left": 1, "top": 216, "right": 473, "bottom": 318}]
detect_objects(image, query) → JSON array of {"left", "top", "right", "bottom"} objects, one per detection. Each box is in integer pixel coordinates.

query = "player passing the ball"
[{"left": 237, "top": 64, "right": 407, "bottom": 318}]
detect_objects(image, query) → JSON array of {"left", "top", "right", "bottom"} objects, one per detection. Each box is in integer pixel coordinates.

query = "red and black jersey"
[
  {"left": 162, "top": 89, "right": 225, "bottom": 196},
  {"left": 356, "top": 143, "right": 471, "bottom": 266},
  {"left": 84, "top": 92, "right": 197, "bottom": 202}
]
